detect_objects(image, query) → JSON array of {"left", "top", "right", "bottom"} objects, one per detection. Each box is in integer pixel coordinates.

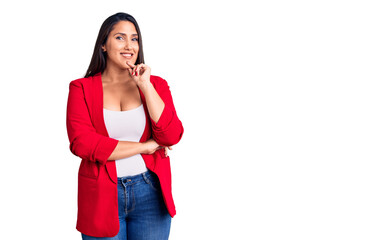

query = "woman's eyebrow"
[{"left": 114, "top": 32, "right": 138, "bottom": 36}]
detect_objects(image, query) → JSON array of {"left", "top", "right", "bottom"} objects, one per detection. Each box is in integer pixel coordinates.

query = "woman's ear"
[{"left": 102, "top": 45, "right": 106, "bottom": 52}]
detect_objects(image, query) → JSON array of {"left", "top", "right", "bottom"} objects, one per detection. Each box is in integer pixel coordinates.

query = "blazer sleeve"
[
  {"left": 150, "top": 77, "right": 184, "bottom": 146},
  {"left": 66, "top": 80, "right": 119, "bottom": 165}
]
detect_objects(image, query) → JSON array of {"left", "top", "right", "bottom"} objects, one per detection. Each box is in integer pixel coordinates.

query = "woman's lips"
[{"left": 121, "top": 53, "right": 133, "bottom": 59}]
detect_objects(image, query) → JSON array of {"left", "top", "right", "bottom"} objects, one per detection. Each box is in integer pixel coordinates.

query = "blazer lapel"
[
  {"left": 137, "top": 86, "right": 155, "bottom": 170},
  {"left": 91, "top": 73, "right": 117, "bottom": 184}
]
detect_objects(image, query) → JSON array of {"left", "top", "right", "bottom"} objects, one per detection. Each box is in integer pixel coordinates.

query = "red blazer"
[{"left": 66, "top": 72, "right": 183, "bottom": 237}]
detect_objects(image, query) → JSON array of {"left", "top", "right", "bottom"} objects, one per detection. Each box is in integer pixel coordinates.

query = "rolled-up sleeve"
[
  {"left": 150, "top": 77, "right": 184, "bottom": 146},
  {"left": 66, "top": 80, "right": 118, "bottom": 165}
]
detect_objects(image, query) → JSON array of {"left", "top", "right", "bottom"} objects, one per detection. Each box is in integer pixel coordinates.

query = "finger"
[
  {"left": 136, "top": 64, "right": 148, "bottom": 74},
  {"left": 135, "top": 65, "right": 140, "bottom": 76},
  {"left": 131, "top": 64, "right": 138, "bottom": 76},
  {"left": 164, "top": 147, "right": 168, "bottom": 157},
  {"left": 136, "top": 64, "right": 145, "bottom": 76},
  {"left": 127, "top": 67, "right": 133, "bottom": 76},
  {"left": 126, "top": 62, "right": 135, "bottom": 76},
  {"left": 126, "top": 61, "right": 135, "bottom": 68},
  {"left": 168, "top": 146, "right": 172, "bottom": 150},
  {"left": 139, "top": 65, "right": 146, "bottom": 75}
]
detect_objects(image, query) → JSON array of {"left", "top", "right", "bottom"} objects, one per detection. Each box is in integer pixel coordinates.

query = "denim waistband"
[{"left": 117, "top": 170, "right": 154, "bottom": 184}]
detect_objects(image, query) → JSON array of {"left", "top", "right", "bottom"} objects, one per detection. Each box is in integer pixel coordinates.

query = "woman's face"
[{"left": 102, "top": 21, "right": 139, "bottom": 70}]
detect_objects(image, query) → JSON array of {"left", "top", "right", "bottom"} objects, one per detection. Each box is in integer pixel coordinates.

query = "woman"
[{"left": 66, "top": 12, "right": 184, "bottom": 239}]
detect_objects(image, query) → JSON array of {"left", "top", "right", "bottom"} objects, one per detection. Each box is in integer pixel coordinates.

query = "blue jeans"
[{"left": 82, "top": 170, "right": 171, "bottom": 240}]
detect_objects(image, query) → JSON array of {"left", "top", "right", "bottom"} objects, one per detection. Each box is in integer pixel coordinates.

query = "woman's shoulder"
[{"left": 69, "top": 74, "right": 97, "bottom": 88}]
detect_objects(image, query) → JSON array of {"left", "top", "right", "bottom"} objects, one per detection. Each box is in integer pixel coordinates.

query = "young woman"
[{"left": 66, "top": 12, "right": 184, "bottom": 239}]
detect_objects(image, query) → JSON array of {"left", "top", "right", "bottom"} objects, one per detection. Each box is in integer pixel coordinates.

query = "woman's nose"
[{"left": 124, "top": 39, "right": 131, "bottom": 50}]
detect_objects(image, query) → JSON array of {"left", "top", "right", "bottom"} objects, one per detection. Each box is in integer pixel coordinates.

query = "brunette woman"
[{"left": 66, "top": 12, "right": 183, "bottom": 240}]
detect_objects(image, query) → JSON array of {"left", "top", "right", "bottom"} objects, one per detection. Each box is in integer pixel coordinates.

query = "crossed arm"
[{"left": 66, "top": 75, "right": 183, "bottom": 164}]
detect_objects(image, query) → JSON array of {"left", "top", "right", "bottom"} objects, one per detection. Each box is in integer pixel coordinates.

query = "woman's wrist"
[
  {"left": 138, "top": 81, "right": 153, "bottom": 93},
  {"left": 139, "top": 141, "right": 148, "bottom": 154}
]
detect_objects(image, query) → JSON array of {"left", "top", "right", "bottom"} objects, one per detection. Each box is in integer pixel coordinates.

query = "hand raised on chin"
[
  {"left": 126, "top": 61, "right": 151, "bottom": 88},
  {"left": 126, "top": 60, "right": 164, "bottom": 125}
]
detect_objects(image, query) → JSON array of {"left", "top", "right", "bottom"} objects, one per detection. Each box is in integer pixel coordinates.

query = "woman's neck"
[{"left": 102, "top": 65, "right": 133, "bottom": 84}]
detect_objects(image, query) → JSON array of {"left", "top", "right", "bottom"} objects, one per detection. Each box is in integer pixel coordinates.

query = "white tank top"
[{"left": 103, "top": 104, "right": 148, "bottom": 177}]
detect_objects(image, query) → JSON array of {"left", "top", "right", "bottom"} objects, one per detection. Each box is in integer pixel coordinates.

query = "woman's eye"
[
  {"left": 132, "top": 38, "right": 139, "bottom": 41},
  {"left": 116, "top": 36, "right": 124, "bottom": 40}
]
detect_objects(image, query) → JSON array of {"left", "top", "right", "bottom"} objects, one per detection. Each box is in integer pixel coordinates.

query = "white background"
[{"left": 0, "top": 0, "right": 375, "bottom": 239}]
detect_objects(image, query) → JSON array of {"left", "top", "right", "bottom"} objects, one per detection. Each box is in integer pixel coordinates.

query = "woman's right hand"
[{"left": 142, "top": 139, "right": 163, "bottom": 154}]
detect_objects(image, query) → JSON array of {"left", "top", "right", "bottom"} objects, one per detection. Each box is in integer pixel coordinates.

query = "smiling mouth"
[{"left": 121, "top": 53, "right": 133, "bottom": 58}]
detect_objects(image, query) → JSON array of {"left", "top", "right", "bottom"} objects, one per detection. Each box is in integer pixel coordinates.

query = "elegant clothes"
[{"left": 66, "top": 73, "right": 184, "bottom": 237}]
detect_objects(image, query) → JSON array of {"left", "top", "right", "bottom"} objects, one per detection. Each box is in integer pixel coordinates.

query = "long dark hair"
[{"left": 84, "top": 12, "right": 145, "bottom": 78}]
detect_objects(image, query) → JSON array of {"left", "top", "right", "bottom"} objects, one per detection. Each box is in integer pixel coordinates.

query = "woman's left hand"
[
  {"left": 164, "top": 146, "right": 172, "bottom": 157},
  {"left": 126, "top": 61, "right": 151, "bottom": 87}
]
